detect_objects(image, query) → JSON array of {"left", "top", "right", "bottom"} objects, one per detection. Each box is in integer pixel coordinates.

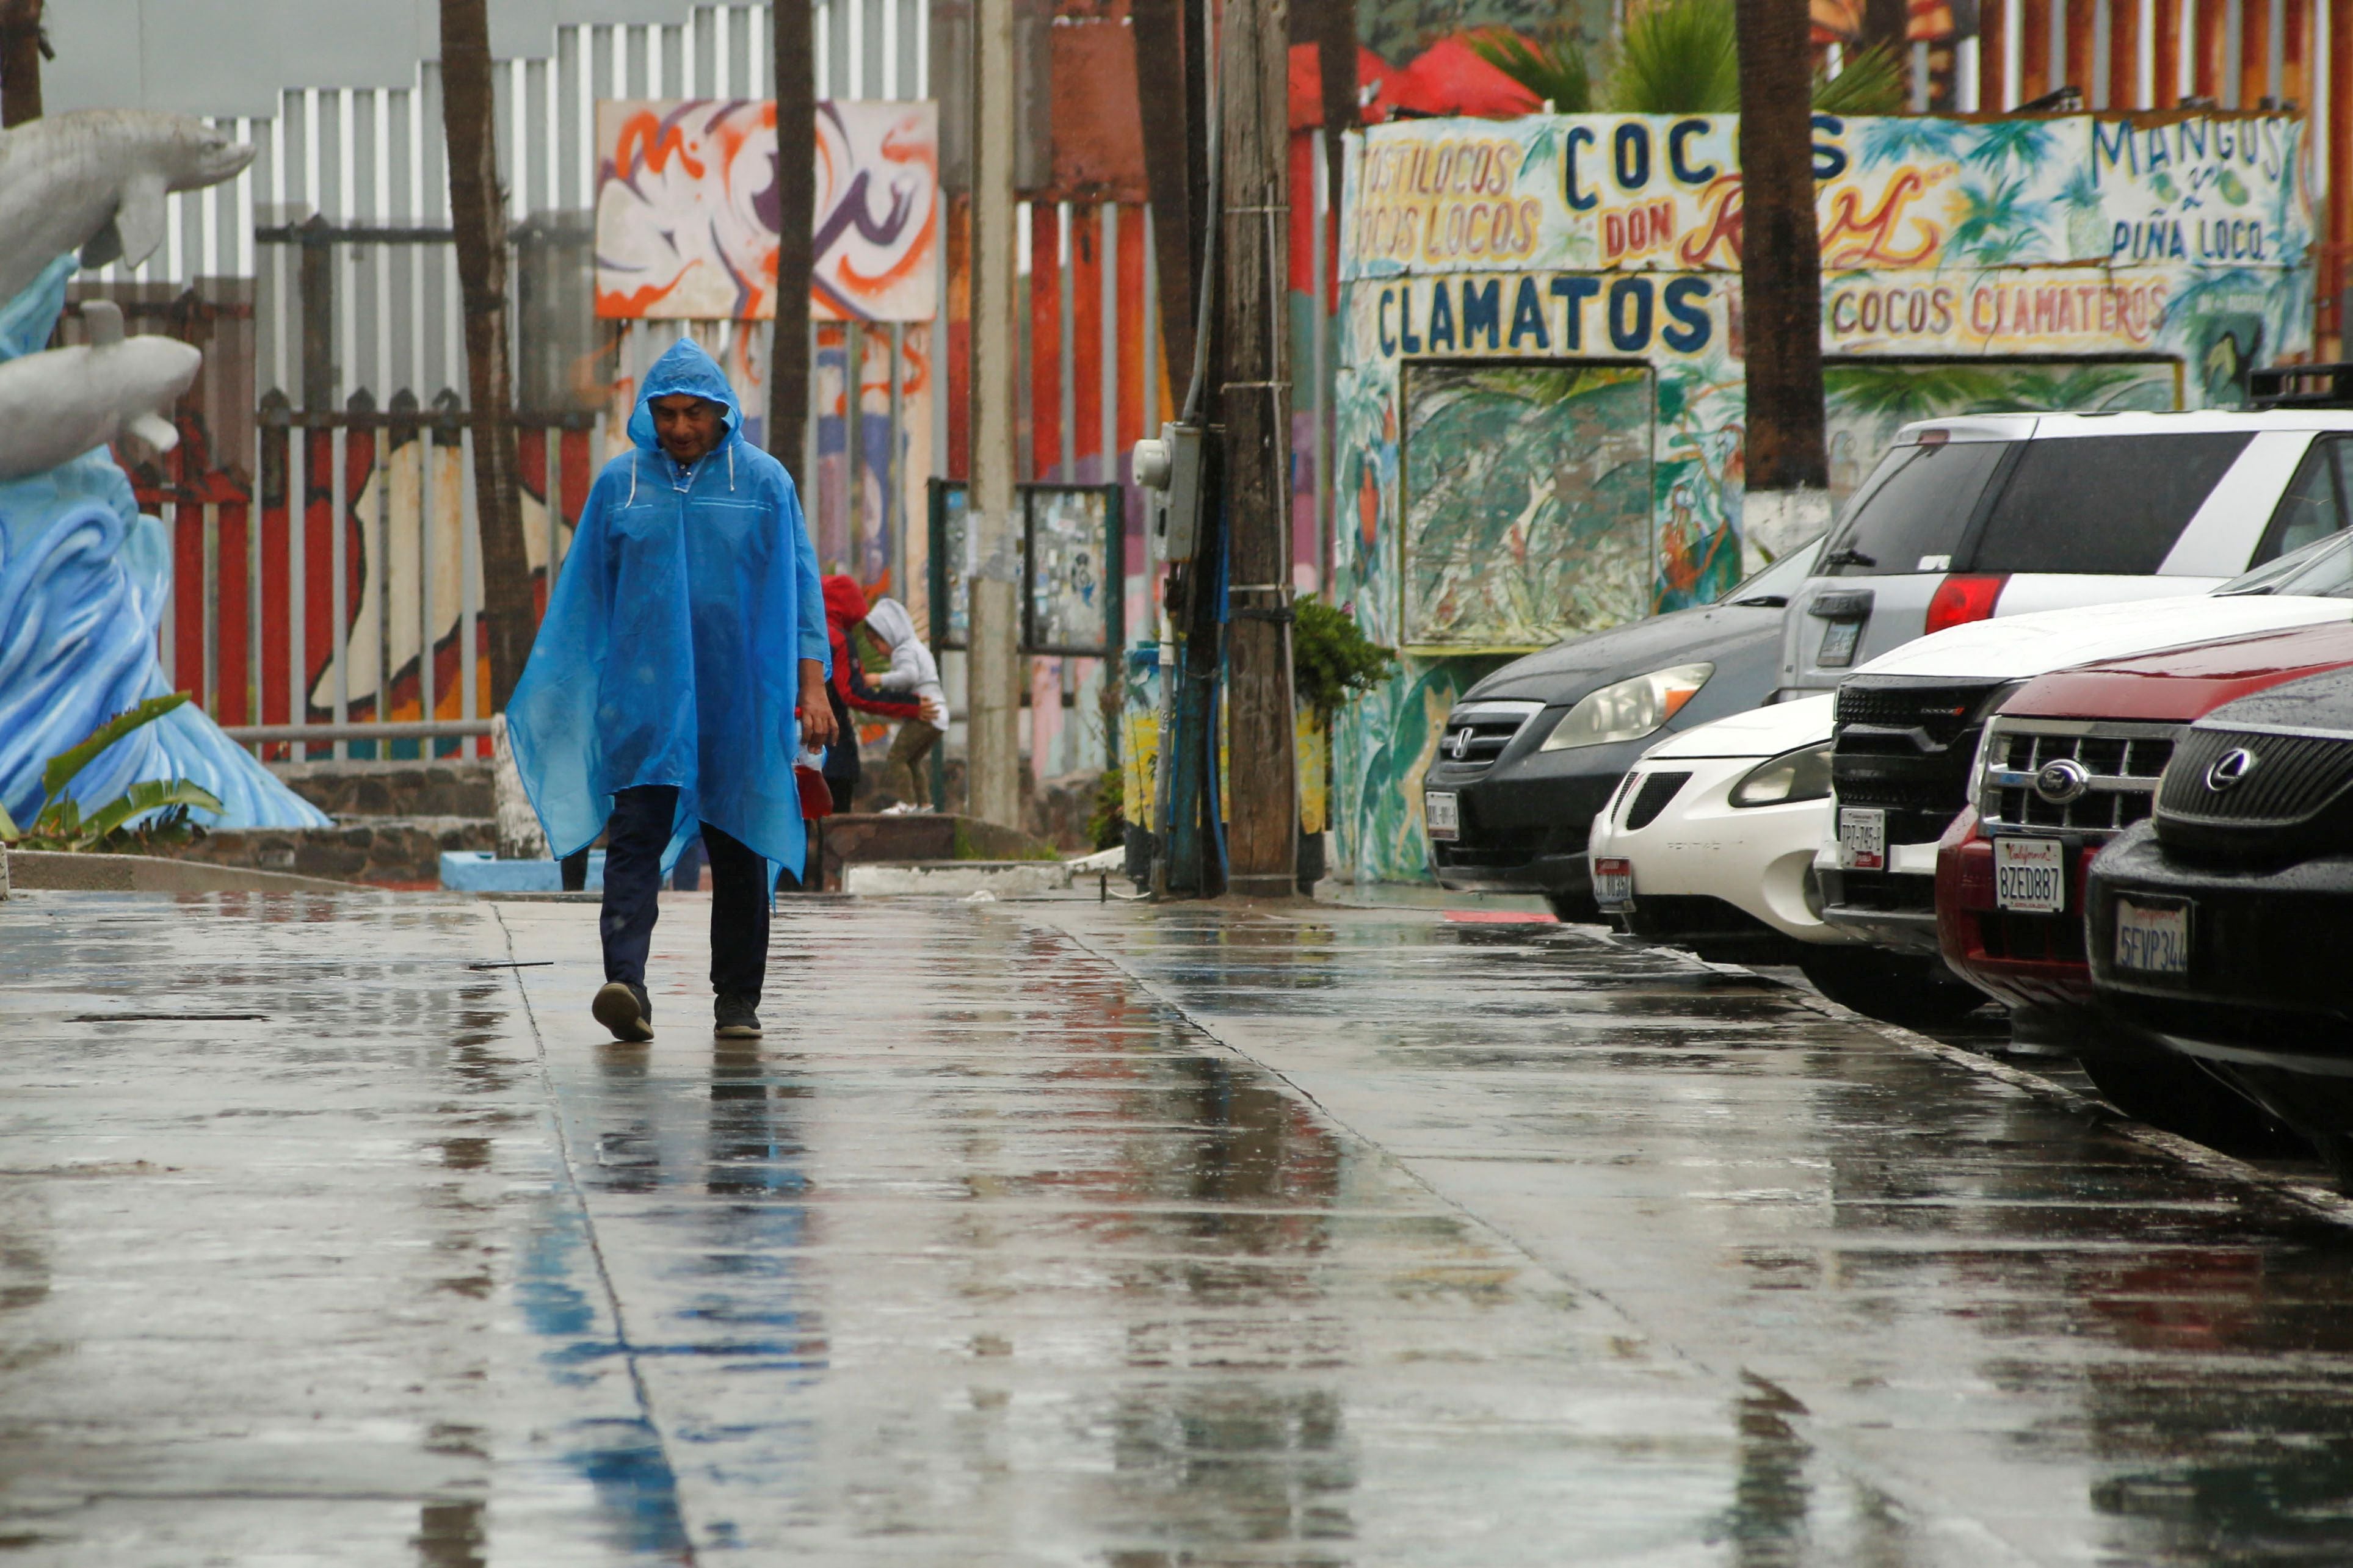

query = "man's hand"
[
  {"left": 797, "top": 659, "right": 839, "bottom": 750},
  {"left": 920, "top": 699, "right": 946, "bottom": 724}
]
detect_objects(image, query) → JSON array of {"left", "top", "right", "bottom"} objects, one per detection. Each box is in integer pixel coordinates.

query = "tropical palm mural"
[
  {"left": 1822, "top": 359, "right": 2177, "bottom": 497},
  {"left": 1402, "top": 364, "right": 1654, "bottom": 647}
]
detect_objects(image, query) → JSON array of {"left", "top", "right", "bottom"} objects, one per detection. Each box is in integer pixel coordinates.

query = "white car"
[
  {"left": 1780, "top": 410, "right": 2353, "bottom": 696},
  {"left": 1595, "top": 530, "right": 2353, "bottom": 1024},
  {"left": 1588, "top": 693, "right": 1840, "bottom": 956}
]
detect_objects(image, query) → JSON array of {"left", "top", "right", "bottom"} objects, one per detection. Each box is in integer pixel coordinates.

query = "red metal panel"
[
  {"left": 172, "top": 502, "right": 204, "bottom": 706},
  {"left": 1115, "top": 203, "right": 1145, "bottom": 457},
  {"left": 258, "top": 425, "right": 291, "bottom": 740},
  {"left": 1070, "top": 205, "right": 1105, "bottom": 478},
  {"left": 342, "top": 426, "right": 377, "bottom": 719},
  {"left": 948, "top": 195, "right": 971, "bottom": 481},
  {"left": 2241, "top": 0, "right": 2269, "bottom": 107},
  {"left": 2110, "top": 0, "right": 2142, "bottom": 106},
  {"left": 215, "top": 498, "right": 250, "bottom": 726},
  {"left": 2021, "top": 0, "right": 2051, "bottom": 102},
  {"left": 1029, "top": 203, "right": 1063, "bottom": 481},
  {"left": 302, "top": 430, "right": 333, "bottom": 723}
]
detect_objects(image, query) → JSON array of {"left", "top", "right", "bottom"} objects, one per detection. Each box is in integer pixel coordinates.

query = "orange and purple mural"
[{"left": 594, "top": 98, "right": 940, "bottom": 325}]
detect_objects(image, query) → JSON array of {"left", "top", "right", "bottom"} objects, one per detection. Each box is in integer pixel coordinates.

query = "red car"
[{"left": 1937, "top": 620, "right": 2353, "bottom": 1142}]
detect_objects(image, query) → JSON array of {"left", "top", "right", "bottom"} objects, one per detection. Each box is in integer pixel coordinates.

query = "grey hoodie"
[{"left": 864, "top": 596, "right": 949, "bottom": 724}]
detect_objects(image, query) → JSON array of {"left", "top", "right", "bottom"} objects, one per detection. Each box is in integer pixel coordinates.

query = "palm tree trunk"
[
  {"left": 438, "top": 0, "right": 533, "bottom": 710},
  {"left": 1735, "top": 0, "right": 1829, "bottom": 571},
  {"left": 769, "top": 0, "right": 814, "bottom": 471},
  {"left": 0, "top": 0, "right": 44, "bottom": 128},
  {"left": 1131, "top": 0, "right": 1197, "bottom": 396}
]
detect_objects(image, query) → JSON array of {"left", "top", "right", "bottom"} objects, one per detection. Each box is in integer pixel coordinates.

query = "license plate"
[
  {"left": 1424, "top": 790, "right": 1459, "bottom": 841},
  {"left": 1993, "top": 836, "right": 2065, "bottom": 914},
  {"left": 2115, "top": 895, "right": 2192, "bottom": 977},
  {"left": 1817, "top": 620, "right": 1863, "bottom": 668},
  {"left": 1837, "top": 807, "right": 1885, "bottom": 871},
  {"left": 1592, "top": 856, "right": 1633, "bottom": 909}
]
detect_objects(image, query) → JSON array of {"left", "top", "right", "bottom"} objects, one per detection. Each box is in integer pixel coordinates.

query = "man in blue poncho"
[{"left": 506, "top": 338, "right": 835, "bottom": 1043}]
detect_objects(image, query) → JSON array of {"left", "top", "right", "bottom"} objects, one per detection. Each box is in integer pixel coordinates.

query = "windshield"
[
  {"left": 1970, "top": 432, "right": 2252, "bottom": 574},
  {"left": 2216, "top": 529, "right": 2353, "bottom": 598},
  {"left": 1821, "top": 440, "right": 2013, "bottom": 576},
  {"left": 1719, "top": 535, "right": 1824, "bottom": 605}
]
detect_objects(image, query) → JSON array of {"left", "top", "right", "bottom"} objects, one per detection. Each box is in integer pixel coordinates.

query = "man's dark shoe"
[
  {"left": 714, "top": 994, "right": 763, "bottom": 1039},
  {"left": 592, "top": 981, "right": 655, "bottom": 1042}
]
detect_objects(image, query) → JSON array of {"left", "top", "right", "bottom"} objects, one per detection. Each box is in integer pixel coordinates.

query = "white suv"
[{"left": 1781, "top": 410, "right": 2353, "bottom": 696}]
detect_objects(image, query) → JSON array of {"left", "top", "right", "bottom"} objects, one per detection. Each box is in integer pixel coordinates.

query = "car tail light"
[{"left": 1924, "top": 573, "right": 2009, "bottom": 635}]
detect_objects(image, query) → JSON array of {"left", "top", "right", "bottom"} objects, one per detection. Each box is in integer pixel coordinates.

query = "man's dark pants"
[{"left": 600, "top": 785, "right": 769, "bottom": 1003}]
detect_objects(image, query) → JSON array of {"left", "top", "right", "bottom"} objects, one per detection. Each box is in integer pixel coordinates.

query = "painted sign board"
[{"left": 595, "top": 98, "right": 940, "bottom": 322}]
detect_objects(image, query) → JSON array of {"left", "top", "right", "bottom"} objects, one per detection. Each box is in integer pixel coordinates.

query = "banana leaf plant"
[{"left": 0, "top": 693, "right": 223, "bottom": 852}]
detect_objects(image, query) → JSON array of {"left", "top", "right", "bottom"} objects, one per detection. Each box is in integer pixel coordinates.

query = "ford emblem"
[
  {"left": 2033, "top": 757, "right": 2090, "bottom": 804},
  {"left": 2205, "top": 747, "right": 2257, "bottom": 792},
  {"left": 1448, "top": 727, "right": 1474, "bottom": 761}
]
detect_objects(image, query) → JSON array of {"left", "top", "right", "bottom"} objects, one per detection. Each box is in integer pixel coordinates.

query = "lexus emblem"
[
  {"left": 1448, "top": 728, "right": 1473, "bottom": 761},
  {"left": 2033, "top": 757, "right": 2090, "bottom": 804},
  {"left": 2205, "top": 747, "right": 2258, "bottom": 792}
]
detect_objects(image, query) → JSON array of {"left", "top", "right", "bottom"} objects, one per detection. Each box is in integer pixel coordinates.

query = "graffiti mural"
[
  {"left": 1327, "top": 109, "right": 2314, "bottom": 884},
  {"left": 595, "top": 99, "right": 940, "bottom": 323},
  {"left": 1402, "top": 362, "right": 1651, "bottom": 648}
]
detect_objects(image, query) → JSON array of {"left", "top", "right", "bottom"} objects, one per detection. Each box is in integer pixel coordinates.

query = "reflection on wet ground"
[
  {"left": 5, "top": 891, "right": 2353, "bottom": 1563},
  {"left": 1046, "top": 905, "right": 2353, "bottom": 1566}
]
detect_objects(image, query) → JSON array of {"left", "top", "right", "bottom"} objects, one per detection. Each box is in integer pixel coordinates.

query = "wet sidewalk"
[{"left": 4, "top": 889, "right": 2352, "bottom": 1564}]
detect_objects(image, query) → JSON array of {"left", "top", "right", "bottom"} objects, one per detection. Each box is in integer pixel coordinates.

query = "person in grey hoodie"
[{"left": 863, "top": 594, "right": 948, "bottom": 809}]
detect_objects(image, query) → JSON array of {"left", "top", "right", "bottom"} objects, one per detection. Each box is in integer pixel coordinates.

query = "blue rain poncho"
[{"left": 506, "top": 338, "right": 828, "bottom": 876}]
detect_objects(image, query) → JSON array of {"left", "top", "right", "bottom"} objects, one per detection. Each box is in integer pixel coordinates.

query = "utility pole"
[
  {"left": 768, "top": 0, "right": 814, "bottom": 469},
  {"left": 966, "top": 0, "right": 1022, "bottom": 827},
  {"left": 0, "top": 0, "right": 45, "bottom": 128},
  {"left": 438, "top": 0, "right": 534, "bottom": 709},
  {"left": 1734, "top": 0, "right": 1829, "bottom": 574},
  {"left": 1216, "top": 0, "right": 1297, "bottom": 896}
]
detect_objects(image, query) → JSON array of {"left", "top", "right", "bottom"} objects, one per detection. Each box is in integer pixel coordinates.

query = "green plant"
[
  {"left": 0, "top": 693, "right": 222, "bottom": 853},
  {"left": 1605, "top": 0, "right": 1738, "bottom": 114},
  {"left": 1811, "top": 40, "right": 1905, "bottom": 115},
  {"left": 1479, "top": 1, "right": 1906, "bottom": 117},
  {"left": 1086, "top": 768, "right": 1125, "bottom": 851},
  {"left": 1292, "top": 597, "right": 1399, "bottom": 718},
  {"left": 1468, "top": 27, "right": 1592, "bottom": 113}
]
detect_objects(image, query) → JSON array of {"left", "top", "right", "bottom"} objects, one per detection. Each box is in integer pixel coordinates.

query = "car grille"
[
  {"left": 2159, "top": 725, "right": 2353, "bottom": 828},
  {"left": 1623, "top": 770, "right": 1692, "bottom": 830},
  {"left": 1833, "top": 677, "right": 2007, "bottom": 845},
  {"left": 1979, "top": 718, "right": 2175, "bottom": 839},
  {"left": 1433, "top": 701, "right": 1545, "bottom": 776},
  {"left": 1432, "top": 825, "right": 1551, "bottom": 870}
]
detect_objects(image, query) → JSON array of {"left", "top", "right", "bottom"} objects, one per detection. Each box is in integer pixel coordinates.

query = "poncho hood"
[
  {"left": 626, "top": 336, "right": 744, "bottom": 455},
  {"left": 506, "top": 336, "right": 830, "bottom": 881}
]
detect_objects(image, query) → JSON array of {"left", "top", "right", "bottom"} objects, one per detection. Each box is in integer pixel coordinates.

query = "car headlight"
[
  {"left": 1539, "top": 663, "right": 1714, "bottom": 751},
  {"left": 1729, "top": 743, "right": 1833, "bottom": 807}
]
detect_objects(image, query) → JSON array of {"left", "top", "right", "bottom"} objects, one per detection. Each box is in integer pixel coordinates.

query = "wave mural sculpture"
[{"left": 0, "top": 111, "right": 328, "bottom": 833}]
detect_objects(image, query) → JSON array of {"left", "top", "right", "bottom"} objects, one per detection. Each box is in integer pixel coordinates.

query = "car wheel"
[
  {"left": 1794, "top": 948, "right": 1990, "bottom": 1028},
  {"left": 2076, "top": 1053, "right": 2310, "bottom": 1162},
  {"left": 1544, "top": 891, "right": 1601, "bottom": 924}
]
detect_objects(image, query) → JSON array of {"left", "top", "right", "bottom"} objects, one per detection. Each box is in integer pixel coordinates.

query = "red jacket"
[{"left": 822, "top": 575, "right": 924, "bottom": 721}]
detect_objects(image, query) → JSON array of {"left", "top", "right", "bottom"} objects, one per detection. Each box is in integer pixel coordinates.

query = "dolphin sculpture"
[
  {"left": 0, "top": 300, "right": 200, "bottom": 480},
  {"left": 0, "top": 110, "right": 255, "bottom": 308}
]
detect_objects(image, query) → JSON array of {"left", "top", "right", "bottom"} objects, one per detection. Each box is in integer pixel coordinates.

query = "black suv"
[{"left": 2087, "top": 664, "right": 2353, "bottom": 1182}]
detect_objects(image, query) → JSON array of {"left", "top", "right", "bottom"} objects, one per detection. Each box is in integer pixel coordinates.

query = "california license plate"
[
  {"left": 1817, "top": 620, "right": 1863, "bottom": 668},
  {"left": 1592, "top": 856, "right": 1633, "bottom": 909},
  {"left": 2115, "top": 895, "right": 2192, "bottom": 977},
  {"left": 1993, "top": 836, "right": 2065, "bottom": 913},
  {"left": 1837, "top": 807, "right": 1886, "bottom": 871},
  {"left": 1424, "top": 790, "right": 1459, "bottom": 841}
]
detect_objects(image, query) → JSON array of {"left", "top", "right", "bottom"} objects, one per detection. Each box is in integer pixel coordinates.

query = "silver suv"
[{"left": 1782, "top": 410, "right": 2353, "bottom": 697}]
